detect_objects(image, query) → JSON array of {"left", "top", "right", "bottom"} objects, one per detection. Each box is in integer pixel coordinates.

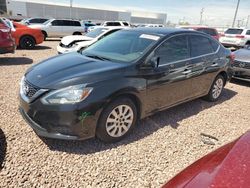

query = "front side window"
[
  {"left": 51, "top": 20, "right": 63, "bottom": 26},
  {"left": 246, "top": 30, "right": 250, "bottom": 35},
  {"left": 189, "top": 35, "right": 214, "bottom": 57},
  {"left": 155, "top": 35, "right": 189, "bottom": 65},
  {"left": 82, "top": 31, "right": 161, "bottom": 63}
]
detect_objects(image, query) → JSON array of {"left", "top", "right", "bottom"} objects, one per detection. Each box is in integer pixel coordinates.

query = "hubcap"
[
  {"left": 212, "top": 78, "right": 223, "bottom": 99},
  {"left": 106, "top": 105, "right": 134, "bottom": 138}
]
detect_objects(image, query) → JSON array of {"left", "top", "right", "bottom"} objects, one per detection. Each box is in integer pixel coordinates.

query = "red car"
[
  {"left": 163, "top": 131, "right": 250, "bottom": 188},
  {"left": 11, "top": 22, "right": 44, "bottom": 49},
  {"left": 0, "top": 18, "right": 15, "bottom": 54},
  {"left": 181, "top": 26, "right": 220, "bottom": 40}
]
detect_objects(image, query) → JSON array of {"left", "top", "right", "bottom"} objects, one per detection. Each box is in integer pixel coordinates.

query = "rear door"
[
  {"left": 188, "top": 34, "right": 220, "bottom": 96},
  {"left": 146, "top": 34, "right": 193, "bottom": 112}
]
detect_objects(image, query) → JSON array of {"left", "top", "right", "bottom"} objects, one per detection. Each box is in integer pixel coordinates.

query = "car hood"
[
  {"left": 163, "top": 131, "right": 250, "bottom": 188},
  {"left": 25, "top": 53, "right": 127, "bottom": 89},
  {"left": 61, "top": 35, "right": 94, "bottom": 45},
  {"left": 234, "top": 49, "right": 250, "bottom": 63}
]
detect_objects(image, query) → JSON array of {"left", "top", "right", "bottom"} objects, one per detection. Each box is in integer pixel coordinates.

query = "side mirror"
[{"left": 150, "top": 56, "right": 160, "bottom": 68}]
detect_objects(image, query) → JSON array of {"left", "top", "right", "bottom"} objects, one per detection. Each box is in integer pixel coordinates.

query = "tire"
[
  {"left": 19, "top": 36, "right": 36, "bottom": 49},
  {"left": 96, "top": 97, "right": 137, "bottom": 143},
  {"left": 42, "top": 31, "right": 47, "bottom": 41},
  {"left": 204, "top": 75, "right": 225, "bottom": 102},
  {"left": 73, "top": 32, "right": 82, "bottom": 35}
]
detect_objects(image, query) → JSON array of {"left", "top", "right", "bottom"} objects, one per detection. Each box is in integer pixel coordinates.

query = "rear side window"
[
  {"left": 197, "top": 28, "right": 218, "bottom": 36},
  {"left": 190, "top": 35, "right": 214, "bottom": 57},
  {"left": 225, "top": 29, "right": 243, "bottom": 34},
  {"left": 156, "top": 35, "right": 190, "bottom": 64},
  {"left": 73, "top": 21, "right": 81, "bottom": 26}
]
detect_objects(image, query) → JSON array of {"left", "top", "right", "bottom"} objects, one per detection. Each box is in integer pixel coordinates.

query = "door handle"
[
  {"left": 211, "top": 63, "right": 219, "bottom": 67},
  {"left": 182, "top": 69, "right": 192, "bottom": 74}
]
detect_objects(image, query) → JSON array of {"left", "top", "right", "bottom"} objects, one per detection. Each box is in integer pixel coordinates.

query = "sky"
[{"left": 28, "top": 0, "right": 250, "bottom": 27}]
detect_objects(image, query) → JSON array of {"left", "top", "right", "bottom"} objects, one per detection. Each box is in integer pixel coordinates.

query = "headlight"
[{"left": 41, "top": 84, "right": 93, "bottom": 105}]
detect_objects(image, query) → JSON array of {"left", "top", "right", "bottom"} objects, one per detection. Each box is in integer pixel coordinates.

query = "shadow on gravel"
[
  {"left": 0, "top": 128, "right": 7, "bottom": 170},
  {"left": 0, "top": 57, "right": 33, "bottom": 66},
  {"left": 17, "top": 46, "right": 52, "bottom": 50},
  {"left": 230, "top": 79, "right": 250, "bottom": 87},
  {"left": 46, "top": 39, "right": 61, "bottom": 42},
  {"left": 42, "top": 88, "right": 237, "bottom": 155}
]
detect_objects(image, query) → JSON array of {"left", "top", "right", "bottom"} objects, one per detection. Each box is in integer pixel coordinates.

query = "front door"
[{"left": 145, "top": 34, "right": 193, "bottom": 114}]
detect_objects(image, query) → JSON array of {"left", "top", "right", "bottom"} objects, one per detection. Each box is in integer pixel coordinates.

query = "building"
[
  {"left": 0, "top": 0, "right": 7, "bottom": 14},
  {"left": 5, "top": 0, "right": 167, "bottom": 24}
]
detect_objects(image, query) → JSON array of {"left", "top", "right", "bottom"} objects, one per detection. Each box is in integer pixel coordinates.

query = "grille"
[
  {"left": 22, "top": 80, "right": 40, "bottom": 99},
  {"left": 234, "top": 60, "right": 250, "bottom": 69}
]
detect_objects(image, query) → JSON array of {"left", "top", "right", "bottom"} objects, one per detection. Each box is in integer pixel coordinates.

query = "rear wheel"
[
  {"left": 73, "top": 32, "right": 82, "bottom": 35},
  {"left": 204, "top": 75, "right": 225, "bottom": 102},
  {"left": 96, "top": 97, "right": 137, "bottom": 143},
  {"left": 19, "top": 36, "right": 35, "bottom": 49}
]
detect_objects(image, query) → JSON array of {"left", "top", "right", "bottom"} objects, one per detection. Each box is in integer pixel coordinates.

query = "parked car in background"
[
  {"left": 19, "top": 28, "right": 233, "bottom": 143},
  {"left": 138, "top": 24, "right": 164, "bottom": 27},
  {"left": 29, "top": 19, "right": 84, "bottom": 40},
  {"left": 231, "top": 45, "right": 250, "bottom": 82},
  {"left": 0, "top": 18, "right": 15, "bottom": 54},
  {"left": 163, "top": 131, "right": 250, "bottom": 188},
  {"left": 20, "top": 18, "right": 49, "bottom": 25},
  {"left": 220, "top": 28, "right": 250, "bottom": 48},
  {"left": 4, "top": 19, "right": 44, "bottom": 49},
  {"left": 88, "top": 21, "right": 130, "bottom": 32},
  {"left": 57, "top": 26, "right": 127, "bottom": 54},
  {"left": 180, "top": 26, "right": 220, "bottom": 40},
  {"left": 82, "top": 22, "right": 96, "bottom": 33}
]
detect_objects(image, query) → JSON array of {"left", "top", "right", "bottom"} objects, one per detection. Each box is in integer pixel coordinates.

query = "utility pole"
[
  {"left": 200, "top": 8, "right": 204, "bottom": 25},
  {"left": 70, "top": 0, "right": 73, "bottom": 19},
  {"left": 232, "top": 0, "right": 240, "bottom": 28},
  {"left": 246, "top": 15, "right": 250, "bottom": 28}
]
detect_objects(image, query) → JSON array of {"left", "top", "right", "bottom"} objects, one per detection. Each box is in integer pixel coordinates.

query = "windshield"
[
  {"left": 85, "top": 28, "right": 108, "bottom": 38},
  {"left": 82, "top": 30, "right": 161, "bottom": 63},
  {"left": 225, "top": 29, "right": 243, "bottom": 35}
]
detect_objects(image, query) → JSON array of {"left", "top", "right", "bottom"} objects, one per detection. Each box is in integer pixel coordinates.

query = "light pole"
[
  {"left": 70, "top": 0, "right": 73, "bottom": 19},
  {"left": 232, "top": 0, "right": 240, "bottom": 28},
  {"left": 200, "top": 8, "right": 204, "bottom": 25},
  {"left": 246, "top": 15, "right": 250, "bottom": 28}
]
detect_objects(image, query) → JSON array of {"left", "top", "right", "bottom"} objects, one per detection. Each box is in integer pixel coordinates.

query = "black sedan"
[
  {"left": 19, "top": 28, "right": 233, "bottom": 143},
  {"left": 232, "top": 45, "right": 250, "bottom": 82}
]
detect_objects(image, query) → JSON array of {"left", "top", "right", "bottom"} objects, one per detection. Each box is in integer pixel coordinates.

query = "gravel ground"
[{"left": 0, "top": 41, "right": 250, "bottom": 187}]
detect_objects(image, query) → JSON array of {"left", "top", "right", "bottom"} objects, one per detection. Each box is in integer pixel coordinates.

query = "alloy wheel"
[
  {"left": 212, "top": 78, "right": 224, "bottom": 99},
  {"left": 106, "top": 105, "right": 134, "bottom": 138}
]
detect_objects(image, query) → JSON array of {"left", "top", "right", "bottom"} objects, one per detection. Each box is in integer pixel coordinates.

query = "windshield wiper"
[{"left": 85, "top": 54, "right": 111, "bottom": 61}]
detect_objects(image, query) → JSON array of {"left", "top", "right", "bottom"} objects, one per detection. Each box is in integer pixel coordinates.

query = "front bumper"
[
  {"left": 19, "top": 94, "right": 102, "bottom": 141},
  {"left": 0, "top": 45, "right": 15, "bottom": 54},
  {"left": 57, "top": 45, "right": 78, "bottom": 54},
  {"left": 232, "top": 67, "right": 250, "bottom": 81}
]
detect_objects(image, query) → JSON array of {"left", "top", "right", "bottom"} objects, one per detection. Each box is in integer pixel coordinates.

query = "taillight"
[
  {"left": 230, "top": 52, "right": 235, "bottom": 64},
  {"left": 236, "top": 35, "right": 245, "bottom": 38}
]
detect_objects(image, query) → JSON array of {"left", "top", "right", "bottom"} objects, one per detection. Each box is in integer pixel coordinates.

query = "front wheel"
[
  {"left": 96, "top": 97, "right": 137, "bottom": 143},
  {"left": 204, "top": 75, "right": 225, "bottom": 102},
  {"left": 19, "top": 36, "right": 35, "bottom": 49}
]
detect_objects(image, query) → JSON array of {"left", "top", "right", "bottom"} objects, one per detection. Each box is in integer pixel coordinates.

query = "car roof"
[{"left": 124, "top": 27, "right": 198, "bottom": 36}]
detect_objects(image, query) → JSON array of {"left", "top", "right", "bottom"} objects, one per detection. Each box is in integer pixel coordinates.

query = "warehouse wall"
[{"left": 7, "top": 1, "right": 167, "bottom": 24}]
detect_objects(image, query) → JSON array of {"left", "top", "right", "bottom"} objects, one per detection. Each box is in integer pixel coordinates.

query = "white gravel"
[{"left": 0, "top": 41, "right": 250, "bottom": 187}]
